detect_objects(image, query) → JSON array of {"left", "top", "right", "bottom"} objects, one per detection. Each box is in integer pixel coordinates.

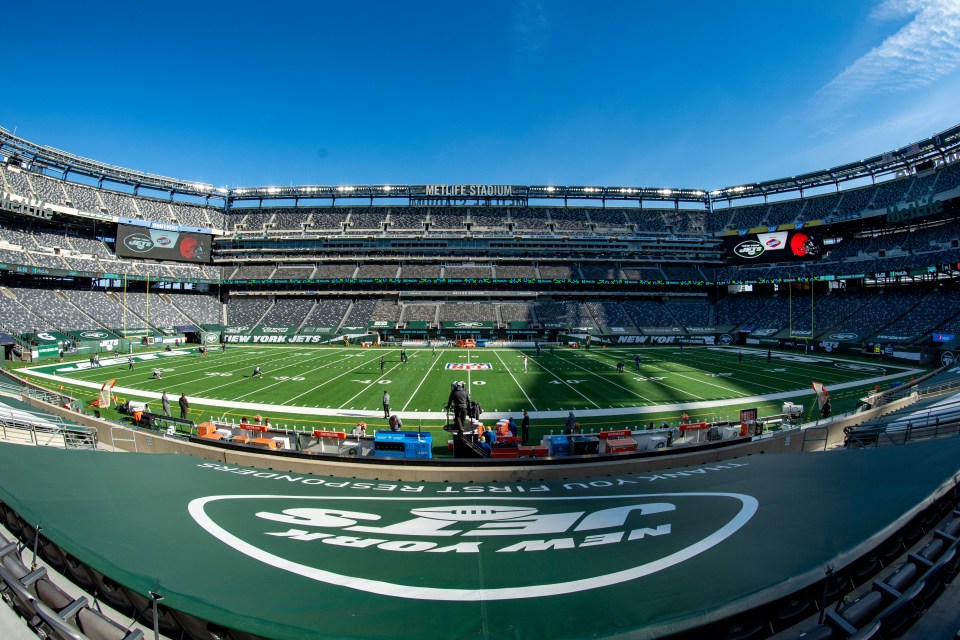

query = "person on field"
[
  {"left": 178, "top": 393, "right": 189, "bottom": 419},
  {"left": 389, "top": 414, "right": 402, "bottom": 431},
  {"left": 564, "top": 411, "right": 577, "bottom": 434},
  {"left": 161, "top": 391, "right": 171, "bottom": 416},
  {"left": 521, "top": 410, "right": 530, "bottom": 444},
  {"left": 446, "top": 381, "right": 470, "bottom": 432},
  {"left": 253, "top": 365, "right": 263, "bottom": 378},
  {"left": 382, "top": 391, "right": 391, "bottom": 418}
]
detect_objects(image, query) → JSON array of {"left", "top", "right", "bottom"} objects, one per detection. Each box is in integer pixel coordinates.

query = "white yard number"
[
  {"left": 707, "top": 372, "right": 732, "bottom": 377},
  {"left": 549, "top": 379, "right": 585, "bottom": 384},
  {"left": 273, "top": 376, "right": 305, "bottom": 381},
  {"left": 205, "top": 372, "right": 233, "bottom": 377}
]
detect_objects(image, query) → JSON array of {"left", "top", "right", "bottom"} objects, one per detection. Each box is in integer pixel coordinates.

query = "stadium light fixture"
[{"left": 546, "top": 186, "right": 555, "bottom": 192}]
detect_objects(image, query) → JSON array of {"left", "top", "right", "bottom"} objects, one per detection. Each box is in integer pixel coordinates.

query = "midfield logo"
[
  {"left": 445, "top": 363, "right": 492, "bottom": 370},
  {"left": 190, "top": 492, "right": 757, "bottom": 600}
]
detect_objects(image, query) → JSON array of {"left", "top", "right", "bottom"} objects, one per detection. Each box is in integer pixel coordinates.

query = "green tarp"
[{"left": 0, "top": 441, "right": 956, "bottom": 640}]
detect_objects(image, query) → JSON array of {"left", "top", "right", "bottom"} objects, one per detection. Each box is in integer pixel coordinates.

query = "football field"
[{"left": 21, "top": 344, "right": 924, "bottom": 434}]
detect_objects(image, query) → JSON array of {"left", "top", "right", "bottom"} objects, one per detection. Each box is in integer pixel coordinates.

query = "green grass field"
[{"left": 18, "top": 345, "right": 925, "bottom": 441}]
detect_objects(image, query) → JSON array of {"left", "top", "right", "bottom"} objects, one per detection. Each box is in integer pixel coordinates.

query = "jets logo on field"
[
  {"left": 828, "top": 333, "right": 858, "bottom": 341},
  {"left": 833, "top": 362, "right": 885, "bottom": 373},
  {"left": 446, "top": 363, "right": 492, "bottom": 370},
  {"left": 189, "top": 492, "right": 758, "bottom": 600}
]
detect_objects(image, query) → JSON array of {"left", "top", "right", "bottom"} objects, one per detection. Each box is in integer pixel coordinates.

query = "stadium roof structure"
[{"left": 3, "top": 122, "right": 960, "bottom": 206}]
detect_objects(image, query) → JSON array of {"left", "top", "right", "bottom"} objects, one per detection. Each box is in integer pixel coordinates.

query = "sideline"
[{"left": 16, "top": 361, "right": 925, "bottom": 423}]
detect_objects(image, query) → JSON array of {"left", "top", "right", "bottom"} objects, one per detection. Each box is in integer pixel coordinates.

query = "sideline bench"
[{"left": 139, "top": 412, "right": 196, "bottom": 434}]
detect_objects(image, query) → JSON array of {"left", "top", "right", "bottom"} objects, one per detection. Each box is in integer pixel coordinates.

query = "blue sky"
[{"left": 3, "top": 0, "right": 959, "bottom": 192}]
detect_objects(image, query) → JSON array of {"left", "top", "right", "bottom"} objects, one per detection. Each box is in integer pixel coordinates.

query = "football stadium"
[
  {"left": 1, "top": 122, "right": 960, "bottom": 640},
  {"left": 4, "top": 4, "right": 960, "bottom": 639}
]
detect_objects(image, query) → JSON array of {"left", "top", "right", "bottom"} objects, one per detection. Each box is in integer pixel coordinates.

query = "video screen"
[
  {"left": 727, "top": 230, "right": 822, "bottom": 264},
  {"left": 115, "top": 224, "right": 211, "bottom": 264}
]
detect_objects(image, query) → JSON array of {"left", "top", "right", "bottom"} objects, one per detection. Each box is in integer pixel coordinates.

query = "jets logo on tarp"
[{"left": 189, "top": 493, "right": 757, "bottom": 600}]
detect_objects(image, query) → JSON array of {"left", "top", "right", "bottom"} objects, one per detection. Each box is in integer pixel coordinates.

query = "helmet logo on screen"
[
  {"left": 180, "top": 237, "right": 205, "bottom": 260},
  {"left": 189, "top": 492, "right": 758, "bottom": 600},
  {"left": 733, "top": 240, "right": 764, "bottom": 259},
  {"left": 123, "top": 233, "right": 154, "bottom": 253},
  {"left": 790, "top": 232, "right": 819, "bottom": 258}
]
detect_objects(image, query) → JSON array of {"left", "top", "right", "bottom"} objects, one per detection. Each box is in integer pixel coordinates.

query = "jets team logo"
[
  {"left": 36, "top": 332, "right": 57, "bottom": 341},
  {"left": 733, "top": 240, "right": 764, "bottom": 259},
  {"left": 454, "top": 322, "right": 484, "bottom": 328},
  {"left": 942, "top": 351, "right": 955, "bottom": 367},
  {"left": 189, "top": 493, "right": 757, "bottom": 600},
  {"left": 718, "top": 334, "right": 734, "bottom": 345},
  {"left": 79, "top": 331, "right": 109, "bottom": 339},
  {"left": 828, "top": 333, "right": 858, "bottom": 341},
  {"left": 204, "top": 334, "right": 219, "bottom": 343},
  {"left": 834, "top": 362, "right": 885, "bottom": 373},
  {"left": 123, "top": 233, "right": 154, "bottom": 253}
]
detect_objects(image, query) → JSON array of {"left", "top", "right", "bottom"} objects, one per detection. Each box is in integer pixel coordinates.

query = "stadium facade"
[{"left": 0, "top": 124, "right": 959, "bottom": 360}]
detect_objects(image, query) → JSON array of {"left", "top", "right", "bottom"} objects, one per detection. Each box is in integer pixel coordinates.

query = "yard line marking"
[
  {"left": 287, "top": 352, "right": 390, "bottom": 404},
  {"left": 530, "top": 356, "right": 601, "bottom": 409},
  {"left": 492, "top": 349, "right": 538, "bottom": 411},
  {"left": 548, "top": 352, "right": 657, "bottom": 402},
  {"left": 402, "top": 353, "right": 444, "bottom": 411},
  {"left": 338, "top": 360, "right": 404, "bottom": 409}
]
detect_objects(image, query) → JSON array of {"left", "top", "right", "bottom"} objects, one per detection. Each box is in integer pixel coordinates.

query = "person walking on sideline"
[
  {"left": 178, "top": 393, "right": 189, "bottom": 419},
  {"left": 521, "top": 410, "right": 530, "bottom": 444},
  {"left": 161, "top": 391, "right": 171, "bottom": 416},
  {"left": 564, "top": 411, "right": 577, "bottom": 434},
  {"left": 382, "top": 391, "right": 391, "bottom": 418}
]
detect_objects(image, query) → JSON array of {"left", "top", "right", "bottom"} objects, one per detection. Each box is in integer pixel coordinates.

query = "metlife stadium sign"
[{"left": 115, "top": 223, "right": 212, "bottom": 264}]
